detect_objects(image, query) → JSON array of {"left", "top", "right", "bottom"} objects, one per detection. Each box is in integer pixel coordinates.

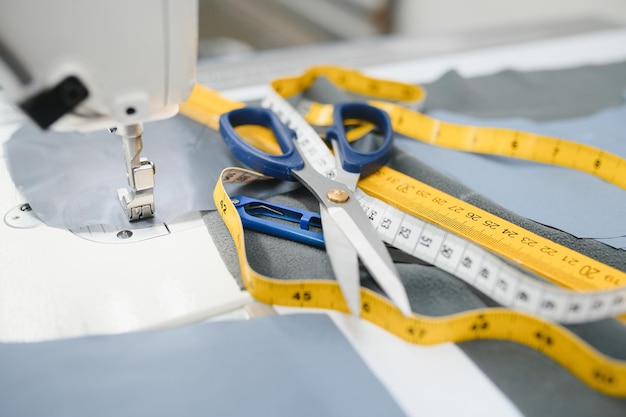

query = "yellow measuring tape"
[
  {"left": 360, "top": 167, "right": 624, "bottom": 293},
  {"left": 179, "top": 65, "right": 626, "bottom": 395},
  {"left": 286, "top": 67, "right": 626, "bottom": 192},
  {"left": 214, "top": 167, "right": 626, "bottom": 397}
]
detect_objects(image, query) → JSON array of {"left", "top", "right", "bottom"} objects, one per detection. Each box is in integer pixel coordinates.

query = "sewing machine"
[{"left": 0, "top": 0, "right": 198, "bottom": 221}]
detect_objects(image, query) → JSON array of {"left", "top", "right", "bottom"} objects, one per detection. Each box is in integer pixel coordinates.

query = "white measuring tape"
[
  {"left": 355, "top": 189, "right": 626, "bottom": 324},
  {"left": 261, "top": 90, "right": 338, "bottom": 178}
]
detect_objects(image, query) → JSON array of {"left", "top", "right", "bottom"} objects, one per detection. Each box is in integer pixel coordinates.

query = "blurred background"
[
  {"left": 196, "top": 0, "right": 626, "bottom": 89},
  {"left": 198, "top": 0, "right": 626, "bottom": 54}
]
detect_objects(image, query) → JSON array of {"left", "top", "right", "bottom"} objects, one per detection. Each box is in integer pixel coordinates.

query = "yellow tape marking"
[
  {"left": 179, "top": 65, "right": 626, "bottom": 395},
  {"left": 215, "top": 167, "right": 626, "bottom": 397}
]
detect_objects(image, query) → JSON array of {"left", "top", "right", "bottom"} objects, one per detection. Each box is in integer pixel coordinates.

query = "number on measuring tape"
[{"left": 355, "top": 189, "right": 626, "bottom": 324}]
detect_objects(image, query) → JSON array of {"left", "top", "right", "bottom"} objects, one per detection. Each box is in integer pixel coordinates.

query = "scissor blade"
[
  {"left": 320, "top": 205, "right": 361, "bottom": 315},
  {"left": 329, "top": 140, "right": 360, "bottom": 191},
  {"left": 327, "top": 204, "right": 412, "bottom": 317}
]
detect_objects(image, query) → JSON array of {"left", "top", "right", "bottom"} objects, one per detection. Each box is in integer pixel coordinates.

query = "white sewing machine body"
[
  {"left": 0, "top": 0, "right": 198, "bottom": 221},
  {"left": 0, "top": 0, "right": 197, "bottom": 132}
]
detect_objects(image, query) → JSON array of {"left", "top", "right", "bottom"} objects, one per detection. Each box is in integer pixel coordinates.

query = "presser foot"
[
  {"left": 112, "top": 123, "right": 156, "bottom": 222},
  {"left": 117, "top": 160, "right": 155, "bottom": 221}
]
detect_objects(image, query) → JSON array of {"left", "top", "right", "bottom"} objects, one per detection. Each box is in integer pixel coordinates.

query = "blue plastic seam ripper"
[
  {"left": 231, "top": 195, "right": 325, "bottom": 248},
  {"left": 232, "top": 195, "right": 431, "bottom": 265}
]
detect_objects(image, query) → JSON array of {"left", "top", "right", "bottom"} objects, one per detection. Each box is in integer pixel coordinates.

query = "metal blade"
[
  {"left": 327, "top": 204, "right": 412, "bottom": 316},
  {"left": 329, "top": 140, "right": 360, "bottom": 191},
  {"left": 321, "top": 205, "right": 361, "bottom": 315},
  {"left": 288, "top": 147, "right": 411, "bottom": 316}
]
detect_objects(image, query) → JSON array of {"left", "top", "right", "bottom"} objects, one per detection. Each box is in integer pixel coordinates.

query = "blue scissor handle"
[
  {"left": 219, "top": 107, "right": 304, "bottom": 181},
  {"left": 325, "top": 102, "right": 393, "bottom": 177}
]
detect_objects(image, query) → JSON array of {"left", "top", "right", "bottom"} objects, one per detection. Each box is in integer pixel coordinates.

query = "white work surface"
[{"left": 2, "top": 27, "right": 626, "bottom": 417}]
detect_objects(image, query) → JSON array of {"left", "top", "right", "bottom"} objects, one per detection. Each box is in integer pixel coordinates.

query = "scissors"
[
  {"left": 232, "top": 194, "right": 432, "bottom": 266},
  {"left": 219, "top": 102, "right": 412, "bottom": 316}
]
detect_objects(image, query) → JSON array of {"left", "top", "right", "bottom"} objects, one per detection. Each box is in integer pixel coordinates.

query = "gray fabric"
[
  {"left": 203, "top": 67, "right": 626, "bottom": 416},
  {"left": 4, "top": 115, "right": 241, "bottom": 229},
  {"left": 393, "top": 102, "right": 626, "bottom": 243},
  {"left": 460, "top": 339, "right": 626, "bottom": 417},
  {"left": 422, "top": 61, "right": 626, "bottom": 121},
  {"left": 204, "top": 149, "right": 626, "bottom": 417},
  {"left": 0, "top": 314, "right": 407, "bottom": 417}
]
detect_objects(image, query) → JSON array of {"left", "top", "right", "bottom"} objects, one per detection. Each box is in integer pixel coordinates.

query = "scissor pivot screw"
[{"left": 327, "top": 189, "right": 349, "bottom": 203}]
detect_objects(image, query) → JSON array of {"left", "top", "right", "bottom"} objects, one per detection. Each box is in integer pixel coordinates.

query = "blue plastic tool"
[
  {"left": 232, "top": 195, "right": 324, "bottom": 248},
  {"left": 219, "top": 102, "right": 393, "bottom": 181}
]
